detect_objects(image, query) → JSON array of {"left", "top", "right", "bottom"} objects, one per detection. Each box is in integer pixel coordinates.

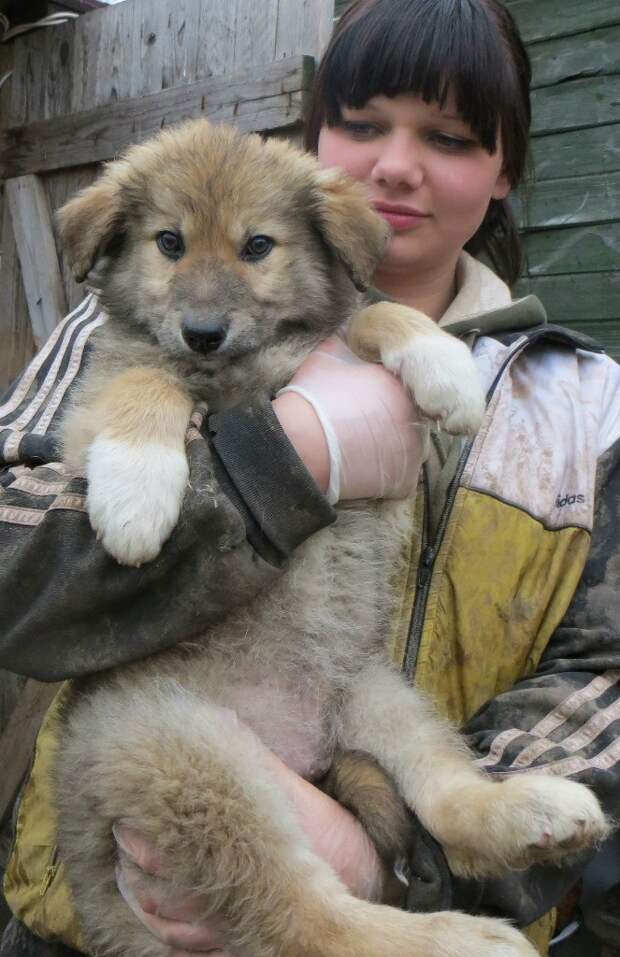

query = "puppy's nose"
[{"left": 181, "top": 318, "right": 227, "bottom": 354}]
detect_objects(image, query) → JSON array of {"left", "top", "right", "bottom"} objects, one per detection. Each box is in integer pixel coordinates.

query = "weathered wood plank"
[
  {"left": 234, "top": 0, "right": 279, "bottom": 71},
  {"left": 524, "top": 223, "right": 620, "bottom": 276},
  {"left": 514, "top": 272, "right": 620, "bottom": 323},
  {"left": 515, "top": 170, "right": 620, "bottom": 230},
  {"left": 158, "top": 2, "right": 201, "bottom": 92},
  {"left": 0, "top": 204, "right": 35, "bottom": 393},
  {"left": 43, "top": 15, "right": 75, "bottom": 119},
  {"left": 530, "top": 25, "right": 620, "bottom": 90},
  {"left": 507, "top": 0, "right": 620, "bottom": 44},
  {"left": 275, "top": 0, "right": 334, "bottom": 58},
  {"left": 45, "top": 165, "right": 102, "bottom": 313},
  {"left": 531, "top": 76, "right": 620, "bottom": 135},
  {"left": 194, "top": 0, "right": 238, "bottom": 79},
  {"left": 531, "top": 123, "right": 620, "bottom": 181},
  {"left": 0, "top": 56, "right": 314, "bottom": 179},
  {"left": 8, "top": 28, "right": 49, "bottom": 125},
  {"left": 11, "top": 0, "right": 327, "bottom": 125},
  {"left": 0, "top": 679, "right": 61, "bottom": 827},
  {"left": 6, "top": 176, "right": 67, "bottom": 344}
]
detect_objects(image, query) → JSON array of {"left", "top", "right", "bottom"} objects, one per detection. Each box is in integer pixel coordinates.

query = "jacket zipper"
[
  {"left": 404, "top": 440, "right": 472, "bottom": 680},
  {"left": 404, "top": 336, "right": 529, "bottom": 681}
]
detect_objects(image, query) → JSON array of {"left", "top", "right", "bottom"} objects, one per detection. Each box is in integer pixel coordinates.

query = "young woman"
[{"left": 1, "top": 2, "right": 619, "bottom": 956}]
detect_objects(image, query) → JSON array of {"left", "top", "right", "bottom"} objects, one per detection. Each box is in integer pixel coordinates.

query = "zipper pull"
[
  {"left": 40, "top": 864, "right": 56, "bottom": 897},
  {"left": 40, "top": 847, "right": 59, "bottom": 897},
  {"left": 418, "top": 545, "right": 434, "bottom": 586}
]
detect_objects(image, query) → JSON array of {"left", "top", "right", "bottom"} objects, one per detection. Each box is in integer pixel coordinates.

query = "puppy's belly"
[{"left": 212, "top": 679, "right": 333, "bottom": 780}]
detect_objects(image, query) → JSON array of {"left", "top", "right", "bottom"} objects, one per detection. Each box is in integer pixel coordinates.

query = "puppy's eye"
[
  {"left": 241, "top": 235, "right": 274, "bottom": 262},
  {"left": 156, "top": 230, "right": 185, "bottom": 260}
]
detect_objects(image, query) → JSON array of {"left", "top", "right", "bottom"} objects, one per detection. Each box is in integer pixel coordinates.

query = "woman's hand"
[
  {"left": 114, "top": 749, "right": 385, "bottom": 956},
  {"left": 273, "top": 334, "right": 429, "bottom": 503}
]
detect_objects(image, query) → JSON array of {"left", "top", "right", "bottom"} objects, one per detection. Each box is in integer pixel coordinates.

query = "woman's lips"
[{"left": 373, "top": 204, "right": 430, "bottom": 231}]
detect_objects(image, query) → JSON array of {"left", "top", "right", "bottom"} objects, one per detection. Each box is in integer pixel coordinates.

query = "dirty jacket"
[{"left": 2, "top": 257, "right": 620, "bottom": 955}]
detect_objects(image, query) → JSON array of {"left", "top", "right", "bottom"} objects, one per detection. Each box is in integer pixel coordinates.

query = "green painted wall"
[{"left": 333, "top": 0, "right": 620, "bottom": 356}]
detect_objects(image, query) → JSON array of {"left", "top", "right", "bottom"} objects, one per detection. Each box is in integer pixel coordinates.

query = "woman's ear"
[
  {"left": 492, "top": 170, "right": 511, "bottom": 201},
  {"left": 311, "top": 168, "right": 390, "bottom": 291},
  {"left": 56, "top": 170, "right": 126, "bottom": 283}
]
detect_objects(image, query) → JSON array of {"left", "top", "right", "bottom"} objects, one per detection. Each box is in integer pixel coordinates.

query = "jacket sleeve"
[
  {"left": 442, "top": 433, "right": 620, "bottom": 926},
  {"left": 0, "top": 299, "right": 335, "bottom": 681}
]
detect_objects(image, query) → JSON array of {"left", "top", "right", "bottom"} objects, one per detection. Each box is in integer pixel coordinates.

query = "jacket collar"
[
  {"left": 439, "top": 253, "right": 547, "bottom": 338},
  {"left": 366, "top": 252, "right": 547, "bottom": 339}
]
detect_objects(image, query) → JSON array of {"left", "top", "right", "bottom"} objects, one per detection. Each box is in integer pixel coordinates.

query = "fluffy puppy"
[{"left": 53, "top": 120, "right": 608, "bottom": 957}]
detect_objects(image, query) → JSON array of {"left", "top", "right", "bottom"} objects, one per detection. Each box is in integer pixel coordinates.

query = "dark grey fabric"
[
  {"left": 0, "top": 919, "right": 82, "bottom": 957},
  {"left": 208, "top": 400, "right": 336, "bottom": 561}
]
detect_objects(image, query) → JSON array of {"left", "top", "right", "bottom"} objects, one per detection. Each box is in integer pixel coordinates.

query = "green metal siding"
[{"left": 333, "top": 0, "right": 620, "bottom": 356}]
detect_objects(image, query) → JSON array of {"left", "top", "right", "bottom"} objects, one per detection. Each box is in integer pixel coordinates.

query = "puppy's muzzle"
[{"left": 182, "top": 317, "right": 228, "bottom": 355}]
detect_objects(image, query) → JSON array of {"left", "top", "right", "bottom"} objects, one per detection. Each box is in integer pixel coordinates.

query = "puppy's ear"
[
  {"left": 56, "top": 171, "right": 125, "bottom": 283},
  {"left": 311, "top": 168, "right": 390, "bottom": 292}
]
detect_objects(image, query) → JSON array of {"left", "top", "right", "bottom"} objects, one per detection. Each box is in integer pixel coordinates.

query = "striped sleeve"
[{"left": 0, "top": 295, "right": 107, "bottom": 468}]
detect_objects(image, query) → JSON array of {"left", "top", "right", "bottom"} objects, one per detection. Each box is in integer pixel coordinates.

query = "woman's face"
[{"left": 317, "top": 92, "right": 510, "bottom": 281}]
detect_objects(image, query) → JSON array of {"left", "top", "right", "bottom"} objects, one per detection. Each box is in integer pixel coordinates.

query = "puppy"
[{"left": 53, "top": 120, "right": 608, "bottom": 957}]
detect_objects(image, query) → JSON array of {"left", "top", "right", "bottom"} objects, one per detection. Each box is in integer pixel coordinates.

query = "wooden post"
[{"left": 6, "top": 175, "right": 67, "bottom": 346}]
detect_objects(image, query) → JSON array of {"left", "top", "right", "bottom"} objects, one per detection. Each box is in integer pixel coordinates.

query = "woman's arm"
[{"left": 0, "top": 396, "right": 335, "bottom": 681}]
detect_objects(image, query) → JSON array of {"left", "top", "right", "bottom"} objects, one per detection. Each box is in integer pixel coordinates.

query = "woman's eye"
[
  {"left": 341, "top": 120, "right": 381, "bottom": 140},
  {"left": 430, "top": 132, "right": 476, "bottom": 151},
  {"left": 241, "top": 235, "right": 274, "bottom": 261},
  {"left": 156, "top": 230, "right": 185, "bottom": 260}
]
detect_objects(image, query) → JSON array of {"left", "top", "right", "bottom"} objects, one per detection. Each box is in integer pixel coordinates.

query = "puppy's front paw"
[
  {"left": 384, "top": 335, "right": 486, "bottom": 436},
  {"left": 87, "top": 436, "right": 189, "bottom": 566}
]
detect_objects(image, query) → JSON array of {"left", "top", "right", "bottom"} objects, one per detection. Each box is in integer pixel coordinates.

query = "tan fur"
[
  {"left": 322, "top": 750, "right": 415, "bottom": 868},
  {"left": 349, "top": 301, "right": 448, "bottom": 360},
  {"left": 53, "top": 120, "right": 608, "bottom": 957},
  {"left": 62, "top": 367, "right": 192, "bottom": 473}
]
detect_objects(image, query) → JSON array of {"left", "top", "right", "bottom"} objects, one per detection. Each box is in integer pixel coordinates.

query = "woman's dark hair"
[{"left": 304, "top": 0, "right": 531, "bottom": 286}]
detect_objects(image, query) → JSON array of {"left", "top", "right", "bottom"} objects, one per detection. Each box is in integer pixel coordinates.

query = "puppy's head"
[{"left": 56, "top": 120, "right": 389, "bottom": 387}]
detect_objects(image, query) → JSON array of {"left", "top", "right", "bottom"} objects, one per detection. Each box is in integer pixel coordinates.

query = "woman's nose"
[{"left": 371, "top": 133, "right": 424, "bottom": 191}]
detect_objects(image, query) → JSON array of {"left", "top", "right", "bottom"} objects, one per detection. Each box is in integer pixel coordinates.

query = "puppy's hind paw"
[
  {"left": 87, "top": 436, "right": 189, "bottom": 566},
  {"left": 492, "top": 775, "right": 612, "bottom": 868},
  {"left": 385, "top": 335, "right": 486, "bottom": 437},
  {"left": 437, "top": 774, "right": 612, "bottom": 878}
]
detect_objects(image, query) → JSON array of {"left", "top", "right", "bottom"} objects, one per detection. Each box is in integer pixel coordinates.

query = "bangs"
[{"left": 323, "top": 0, "right": 519, "bottom": 154}]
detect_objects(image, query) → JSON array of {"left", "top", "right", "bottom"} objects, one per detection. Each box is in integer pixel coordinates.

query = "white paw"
[
  {"left": 443, "top": 775, "right": 611, "bottom": 877},
  {"left": 384, "top": 335, "right": 485, "bottom": 436},
  {"left": 87, "top": 436, "right": 189, "bottom": 566},
  {"left": 496, "top": 775, "right": 611, "bottom": 864}
]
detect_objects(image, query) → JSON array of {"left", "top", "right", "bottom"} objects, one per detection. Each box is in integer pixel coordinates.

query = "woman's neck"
[{"left": 373, "top": 256, "right": 460, "bottom": 322}]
